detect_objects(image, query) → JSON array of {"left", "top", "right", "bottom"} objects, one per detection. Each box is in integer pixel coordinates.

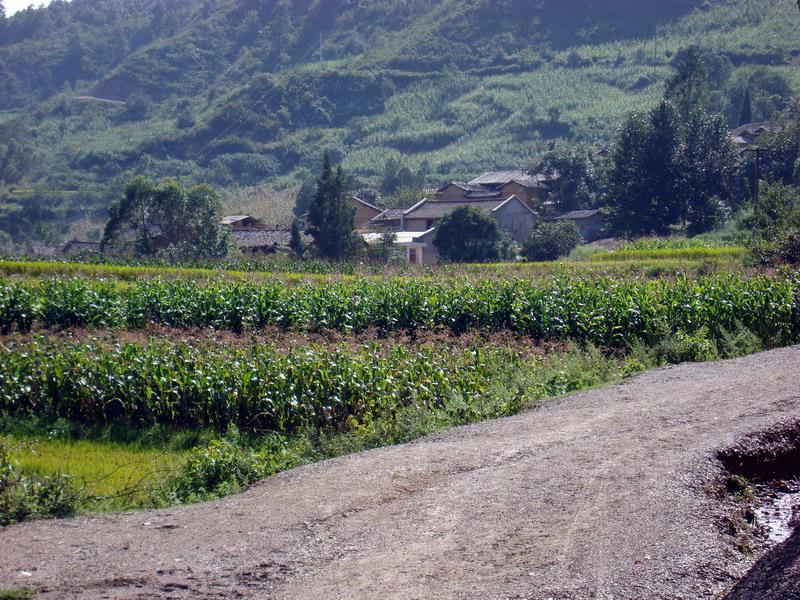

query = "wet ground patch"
[{"left": 717, "top": 419, "right": 800, "bottom": 599}]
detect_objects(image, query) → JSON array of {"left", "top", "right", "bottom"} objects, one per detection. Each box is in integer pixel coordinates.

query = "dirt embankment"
[{"left": 1, "top": 346, "right": 799, "bottom": 599}]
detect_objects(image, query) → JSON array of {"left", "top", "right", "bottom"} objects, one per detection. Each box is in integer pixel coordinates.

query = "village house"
[
  {"left": 221, "top": 215, "right": 269, "bottom": 230},
  {"left": 365, "top": 195, "right": 539, "bottom": 265},
  {"left": 730, "top": 122, "right": 770, "bottom": 151},
  {"left": 349, "top": 196, "right": 384, "bottom": 230},
  {"left": 436, "top": 170, "right": 552, "bottom": 210},
  {"left": 230, "top": 228, "right": 312, "bottom": 254},
  {"left": 546, "top": 209, "right": 606, "bottom": 243}
]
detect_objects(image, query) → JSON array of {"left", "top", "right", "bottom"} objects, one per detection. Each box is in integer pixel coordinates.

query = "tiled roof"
[
  {"left": 61, "top": 240, "right": 132, "bottom": 258},
  {"left": 467, "top": 170, "right": 551, "bottom": 190},
  {"left": 231, "top": 229, "right": 312, "bottom": 249},
  {"left": 369, "top": 208, "right": 406, "bottom": 223},
  {"left": 222, "top": 215, "right": 258, "bottom": 225},
  {"left": 404, "top": 198, "right": 508, "bottom": 220},
  {"left": 28, "top": 244, "right": 62, "bottom": 257},
  {"left": 550, "top": 209, "right": 602, "bottom": 220},
  {"left": 437, "top": 182, "right": 489, "bottom": 193},
  {"left": 350, "top": 195, "right": 383, "bottom": 212}
]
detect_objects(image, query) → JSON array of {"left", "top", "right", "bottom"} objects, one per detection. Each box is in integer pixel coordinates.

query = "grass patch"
[
  {"left": 0, "top": 589, "right": 35, "bottom": 600},
  {"left": 589, "top": 247, "right": 745, "bottom": 262},
  {"left": 3, "top": 436, "right": 186, "bottom": 512}
]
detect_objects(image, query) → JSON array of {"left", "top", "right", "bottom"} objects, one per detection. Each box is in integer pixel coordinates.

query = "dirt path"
[{"left": 2, "top": 347, "right": 799, "bottom": 599}]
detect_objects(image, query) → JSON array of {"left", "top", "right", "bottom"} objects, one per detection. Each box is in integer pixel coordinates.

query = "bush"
[
  {"left": 654, "top": 328, "right": 718, "bottom": 364},
  {"left": 523, "top": 221, "right": 583, "bottom": 261},
  {"left": 434, "top": 206, "right": 506, "bottom": 263},
  {"left": 172, "top": 438, "right": 261, "bottom": 502}
]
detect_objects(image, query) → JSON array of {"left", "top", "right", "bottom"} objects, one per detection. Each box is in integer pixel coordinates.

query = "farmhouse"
[
  {"left": 365, "top": 195, "right": 539, "bottom": 264},
  {"left": 730, "top": 122, "right": 770, "bottom": 150},
  {"left": 547, "top": 209, "right": 605, "bottom": 242},
  {"left": 221, "top": 215, "right": 269, "bottom": 230},
  {"left": 61, "top": 239, "right": 132, "bottom": 258},
  {"left": 436, "top": 170, "right": 552, "bottom": 209},
  {"left": 231, "top": 228, "right": 312, "bottom": 254},
  {"left": 349, "top": 196, "right": 384, "bottom": 229}
]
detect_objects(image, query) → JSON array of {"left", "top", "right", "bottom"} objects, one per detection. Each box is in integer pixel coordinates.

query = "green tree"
[
  {"left": 102, "top": 177, "right": 229, "bottom": 258},
  {"left": 289, "top": 218, "right": 305, "bottom": 257},
  {"left": 604, "top": 101, "right": 683, "bottom": 236},
  {"left": 760, "top": 99, "right": 800, "bottom": 185},
  {"left": 664, "top": 47, "right": 710, "bottom": 120},
  {"left": 268, "top": 0, "right": 296, "bottom": 69},
  {"left": 533, "top": 142, "right": 597, "bottom": 211},
  {"left": 307, "top": 152, "right": 357, "bottom": 260},
  {"left": 677, "top": 109, "right": 740, "bottom": 234},
  {"left": 522, "top": 221, "right": 583, "bottom": 261},
  {"left": 725, "top": 68, "right": 792, "bottom": 125},
  {"left": 433, "top": 206, "right": 504, "bottom": 263},
  {"left": 747, "top": 182, "right": 800, "bottom": 264}
]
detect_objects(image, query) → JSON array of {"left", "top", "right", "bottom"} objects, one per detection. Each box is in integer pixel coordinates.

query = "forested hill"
[{"left": 1, "top": 0, "right": 799, "bottom": 243}]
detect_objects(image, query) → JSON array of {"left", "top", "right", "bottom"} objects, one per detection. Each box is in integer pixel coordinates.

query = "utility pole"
[{"left": 318, "top": 32, "right": 324, "bottom": 63}]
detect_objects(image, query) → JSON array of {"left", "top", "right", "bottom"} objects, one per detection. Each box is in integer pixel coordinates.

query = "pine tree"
[
  {"left": 739, "top": 88, "right": 753, "bottom": 126},
  {"left": 307, "top": 152, "right": 357, "bottom": 260}
]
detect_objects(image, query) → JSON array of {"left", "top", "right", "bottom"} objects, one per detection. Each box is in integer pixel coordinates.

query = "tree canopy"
[
  {"left": 664, "top": 47, "right": 710, "bottom": 120},
  {"left": 306, "top": 153, "right": 357, "bottom": 260},
  {"left": 604, "top": 101, "right": 739, "bottom": 237},
  {"left": 434, "top": 206, "right": 505, "bottom": 263},
  {"left": 532, "top": 142, "right": 598, "bottom": 211},
  {"left": 522, "top": 221, "right": 583, "bottom": 261},
  {"left": 102, "top": 177, "right": 229, "bottom": 258}
]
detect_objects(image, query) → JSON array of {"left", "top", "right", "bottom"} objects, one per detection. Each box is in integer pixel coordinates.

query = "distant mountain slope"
[{"left": 0, "top": 0, "right": 798, "bottom": 243}]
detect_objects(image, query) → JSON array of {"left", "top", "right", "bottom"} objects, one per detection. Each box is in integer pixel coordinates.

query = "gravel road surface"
[{"left": 1, "top": 346, "right": 799, "bottom": 599}]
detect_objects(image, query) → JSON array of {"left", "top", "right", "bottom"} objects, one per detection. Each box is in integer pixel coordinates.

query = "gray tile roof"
[
  {"left": 61, "top": 240, "right": 132, "bottom": 258},
  {"left": 231, "top": 229, "right": 312, "bottom": 249},
  {"left": 550, "top": 209, "right": 602, "bottom": 220},
  {"left": 369, "top": 208, "right": 406, "bottom": 224},
  {"left": 404, "top": 198, "right": 509, "bottom": 220},
  {"left": 468, "top": 170, "right": 548, "bottom": 189}
]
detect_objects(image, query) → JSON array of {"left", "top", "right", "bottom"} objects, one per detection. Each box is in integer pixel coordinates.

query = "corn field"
[
  {"left": 0, "top": 340, "right": 509, "bottom": 433},
  {"left": 1, "top": 274, "right": 798, "bottom": 346}
]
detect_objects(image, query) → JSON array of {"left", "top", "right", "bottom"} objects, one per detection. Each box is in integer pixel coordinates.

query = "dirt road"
[{"left": 1, "top": 346, "right": 799, "bottom": 599}]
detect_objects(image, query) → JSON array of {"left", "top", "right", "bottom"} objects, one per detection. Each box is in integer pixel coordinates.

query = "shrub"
[
  {"left": 172, "top": 438, "right": 260, "bottom": 501},
  {"left": 434, "top": 206, "right": 505, "bottom": 263},
  {"left": 523, "top": 221, "right": 583, "bottom": 261}
]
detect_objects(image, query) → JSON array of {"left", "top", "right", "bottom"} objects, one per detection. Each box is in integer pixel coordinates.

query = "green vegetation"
[
  {"left": 102, "top": 177, "right": 229, "bottom": 259},
  {"left": 434, "top": 206, "right": 507, "bottom": 263},
  {"left": 306, "top": 153, "right": 358, "bottom": 260},
  {"left": 1, "top": 0, "right": 799, "bottom": 244},
  {"left": 523, "top": 221, "right": 583, "bottom": 261},
  {"left": 0, "top": 339, "right": 645, "bottom": 513},
  {"left": 0, "top": 274, "right": 796, "bottom": 344}
]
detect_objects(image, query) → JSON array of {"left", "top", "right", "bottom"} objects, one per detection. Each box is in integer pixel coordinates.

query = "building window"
[{"left": 409, "top": 247, "right": 419, "bottom": 264}]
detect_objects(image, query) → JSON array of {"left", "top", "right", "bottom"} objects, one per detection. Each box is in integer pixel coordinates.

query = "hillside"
[{"left": 1, "top": 0, "right": 799, "bottom": 243}]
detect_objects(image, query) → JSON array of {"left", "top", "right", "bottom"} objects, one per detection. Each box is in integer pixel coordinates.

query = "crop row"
[
  {"left": 0, "top": 340, "right": 510, "bottom": 433},
  {"left": 1, "top": 274, "right": 799, "bottom": 346}
]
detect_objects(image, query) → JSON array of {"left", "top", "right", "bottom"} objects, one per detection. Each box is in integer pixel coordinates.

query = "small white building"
[{"left": 362, "top": 229, "right": 438, "bottom": 265}]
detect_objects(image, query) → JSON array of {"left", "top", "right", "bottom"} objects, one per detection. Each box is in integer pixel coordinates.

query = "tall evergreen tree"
[
  {"left": 307, "top": 152, "right": 357, "bottom": 260},
  {"left": 739, "top": 88, "right": 753, "bottom": 126}
]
